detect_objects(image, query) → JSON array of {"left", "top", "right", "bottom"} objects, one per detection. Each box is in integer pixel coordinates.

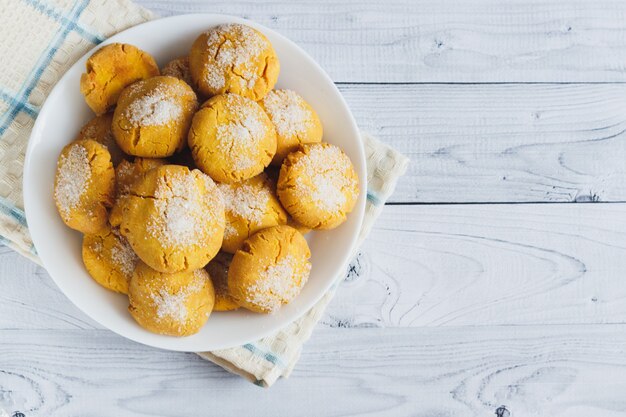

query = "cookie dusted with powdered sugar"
[
  {"left": 112, "top": 76, "right": 198, "bottom": 157},
  {"left": 188, "top": 93, "right": 276, "bottom": 183},
  {"left": 111, "top": 165, "right": 225, "bottom": 273},
  {"left": 189, "top": 24, "right": 279, "bottom": 100},
  {"left": 228, "top": 225, "right": 311, "bottom": 314},
  {"left": 82, "top": 224, "right": 139, "bottom": 294},
  {"left": 54, "top": 139, "right": 115, "bottom": 234},
  {"left": 128, "top": 262, "right": 215, "bottom": 336},
  {"left": 277, "top": 143, "right": 359, "bottom": 230}
]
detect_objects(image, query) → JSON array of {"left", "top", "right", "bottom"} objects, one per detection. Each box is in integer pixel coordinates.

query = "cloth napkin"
[{"left": 0, "top": 0, "right": 409, "bottom": 387}]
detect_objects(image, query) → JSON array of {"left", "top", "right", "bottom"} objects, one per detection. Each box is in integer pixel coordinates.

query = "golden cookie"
[
  {"left": 189, "top": 24, "right": 279, "bottom": 100},
  {"left": 277, "top": 143, "right": 359, "bottom": 230},
  {"left": 228, "top": 225, "right": 311, "bottom": 314},
  {"left": 259, "top": 89, "right": 323, "bottom": 165},
  {"left": 112, "top": 76, "right": 198, "bottom": 157},
  {"left": 76, "top": 113, "right": 126, "bottom": 166},
  {"left": 188, "top": 93, "right": 276, "bottom": 183},
  {"left": 111, "top": 165, "right": 225, "bottom": 273},
  {"left": 115, "top": 158, "right": 166, "bottom": 197},
  {"left": 80, "top": 43, "right": 159, "bottom": 115},
  {"left": 128, "top": 262, "right": 215, "bottom": 336},
  {"left": 205, "top": 252, "right": 239, "bottom": 311},
  {"left": 218, "top": 173, "right": 287, "bottom": 253},
  {"left": 82, "top": 224, "right": 139, "bottom": 294},
  {"left": 161, "top": 56, "right": 193, "bottom": 87},
  {"left": 54, "top": 139, "right": 115, "bottom": 233}
]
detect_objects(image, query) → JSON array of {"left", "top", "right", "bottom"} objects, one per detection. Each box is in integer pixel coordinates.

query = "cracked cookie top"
[
  {"left": 111, "top": 164, "right": 225, "bottom": 274},
  {"left": 54, "top": 139, "right": 115, "bottom": 234},
  {"left": 112, "top": 76, "right": 198, "bottom": 158},
  {"left": 129, "top": 262, "right": 215, "bottom": 336},
  {"left": 82, "top": 223, "right": 139, "bottom": 295},
  {"left": 188, "top": 93, "right": 277, "bottom": 183},
  {"left": 277, "top": 143, "right": 359, "bottom": 230},
  {"left": 228, "top": 225, "right": 311, "bottom": 314},
  {"left": 189, "top": 24, "right": 280, "bottom": 100}
]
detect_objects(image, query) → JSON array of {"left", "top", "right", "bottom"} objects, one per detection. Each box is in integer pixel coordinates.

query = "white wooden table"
[{"left": 3, "top": 1, "right": 626, "bottom": 415}]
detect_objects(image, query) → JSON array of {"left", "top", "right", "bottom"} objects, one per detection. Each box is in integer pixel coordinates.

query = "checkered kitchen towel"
[{"left": 0, "top": 0, "right": 409, "bottom": 387}]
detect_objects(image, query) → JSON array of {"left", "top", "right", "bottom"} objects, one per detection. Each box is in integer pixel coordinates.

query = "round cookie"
[
  {"left": 188, "top": 93, "right": 276, "bottom": 183},
  {"left": 161, "top": 57, "right": 193, "bottom": 87},
  {"left": 54, "top": 139, "right": 115, "bottom": 233},
  {"left": 259, "top": 89, "right": 323, "bottom": 165},
  {"left": 80, "top": 43, "right": 159, "bottom": 115},
  {"left": 277, "top": 143, "right": 359, "bottom": 230},
  {"left": 228, "top": 225, "right": 311, "bottom": 314},
  {"left": 82, "top": 224, "right": 139, "bottom": 294},
  {"left": 76, "top": 113, "right": 126, "bottom": 166},
  {"left": 218, "top": 173, "right": 287, "bottom": 253},
  {"left": 111, "top": 165, "right": 225, "bottom": 273},
  {"left": 189, "top": 24, "right": 279, "bottom": 100},
  {"left": 128, "top": 262, "right": 215, "bottom": 336},
  {"left": 112, "top": 76, "right": 198, "bottom": 158},
  {"left": 115, "top": 157, "right": 166, "bottom": 197},
  {"left": 205, "top": 252, "right": 239, "bottom": 311}
]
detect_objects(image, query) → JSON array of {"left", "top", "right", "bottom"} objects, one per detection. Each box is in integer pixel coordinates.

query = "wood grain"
[
  {"left": 2, "top": 327, "right": 626, "bottom": 416},
  {"left": 328, "top": 203, "right": 626, "bottom": 327},
  {"left": 340, "top": 83, "right": 626, "bottom": 203},
  {"left": 4, "top": 204, "right": 626, "bottom": 330},
  {"left": 0, "top": 246, "right": 98, "bottom": 330},
  {"left": 137, "top": 0, "right": 626, "bottom": 83}
]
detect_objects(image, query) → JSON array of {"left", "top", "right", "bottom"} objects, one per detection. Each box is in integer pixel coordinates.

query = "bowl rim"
[{"left": 23, "top": 13, "right": 366, "bottom": 351}]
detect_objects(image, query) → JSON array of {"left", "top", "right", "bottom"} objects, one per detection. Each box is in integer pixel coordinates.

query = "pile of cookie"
[{"left": 54, "top": 24, "right": 359, "bottom": 337}]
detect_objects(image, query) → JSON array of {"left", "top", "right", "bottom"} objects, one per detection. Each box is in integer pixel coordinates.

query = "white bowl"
[{"left": 24, "top": 14, "right": 366, "bottom": 352}]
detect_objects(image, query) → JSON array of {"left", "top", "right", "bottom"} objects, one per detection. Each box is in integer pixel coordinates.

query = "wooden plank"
[
  {"left": 3, "top": 204, "right": 626, "bottom": 330},
  {"left": 327, "top": 203, "right": 626, "bottom": 327},
  {"left": 1, "top": 326, "right": 626, "bottom": 416},
  {"left": 340, "top": 83, "right": 626, "bottom": 203},
  {"left": 0, "top": 246, "right": 99, "bottom": 330},
  {"left": 137, "top": 0, "right": 626, "bottom": 83}
]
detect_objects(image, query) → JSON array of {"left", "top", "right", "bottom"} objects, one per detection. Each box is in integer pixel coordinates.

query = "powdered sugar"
[
  {"left": 246, "top": 255, "right": 311, "bottom": 313},
  {"left": 146, "top": 170, "right": 215, "bottom": 247},
  {"left": 218, "top": 182, "right": 270, "bottom": 224},
  {"left": 294, "top": 145, "right": 357, "bottom": 211},
  {"left": 203, "top": 24, "right": 268, "bottom": 91},
  {"left": 262, "top": 90, "right": 312, "bottom": 138},
  {"left": 55, "top": 143, "right": 91, "bottom": 218},
  {"left": 223, "top": 222, "right": 237, "bottom": 239},
  {"left": 150, "top": 276, "right": 203, "bottom": 324},
  {"left": 110, "top": 229, "right": 138, "bottom": 276},
  {"left": 215, "top": 95, "right": 267, "bottom": 170},
  {"left": 125, "top": 86, "right": 183, "bottom": 127},
  {"left": 306, "top": 174, "right": 347, "bottom": 211},
  {"left": 91, "top": 240, "right": 103, "bottom": 253}
]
